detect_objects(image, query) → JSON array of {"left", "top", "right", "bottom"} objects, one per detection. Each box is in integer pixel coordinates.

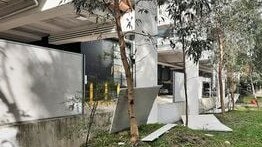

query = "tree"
[
  {"left": 215, "top": 0, "right": 244, "bottom": 110},
  {"left": 210, "top": 0, "right": 250, "bottom": 113},
  {"left": 216, "top": 0, "right": 262, "bottom": 109},
  {"left": 253, "top": 23, "right": 262, "bottom": 74},
  {"left": 210, "top": 0, "right": 230, "bottom": 114},
  {"left": 166, "top": 0, "right": 213, "bottom": 126},
  {"left": 71, "top": 0, "right": 139, "bottom": 144}
]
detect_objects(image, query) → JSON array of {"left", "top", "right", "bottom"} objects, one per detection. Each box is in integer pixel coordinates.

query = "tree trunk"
[
  {"left": 217, "top": 21, "right": 225, "bottom": 114},
  {"left": 251, "top": 79, "right": 257, "bottom": 99},
  {"left": 231, "top": 91, "right": 235, "bottom": 110},
  {"left": 182, "top": 36, "right": 189, "bottom": 127},
  {"left": 229, "top": 77, "right": 235, "bottom": 110},
  {"left": 114, "top": 0, "right": 139, "bottom": 144},
  {"left": 250, "top": 73, "right": 259, "bottom": 108},
  {"left": 218, "top": 38, "right": 225, "bottom": 114},
  {"left": 227, "top": 71, "right": 235, "bottom": 110}
]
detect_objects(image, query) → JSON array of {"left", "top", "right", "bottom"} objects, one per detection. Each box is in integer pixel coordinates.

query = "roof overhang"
[
  {"left": 0, "top": 0, "right": 135, "bottom": 44},
  {"left": 158, "top": 50, "right": 213, "bottom": 73},
  {"left": 0, "top": 0, "right": 39, "bottom": 20},
  {"left": 49, "top": 23, "right": 117, "bottom": 44}
]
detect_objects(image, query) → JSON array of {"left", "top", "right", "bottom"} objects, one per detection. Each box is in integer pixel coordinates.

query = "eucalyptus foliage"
[
  {"left": 166, "top": 0, "right": 214, "bottom": 63},
  {"left": 221, "top": 0, "right": 262, "bottom": 78},
  {"left": 72, "top": 0, "right": 109, "bottom": 13}
]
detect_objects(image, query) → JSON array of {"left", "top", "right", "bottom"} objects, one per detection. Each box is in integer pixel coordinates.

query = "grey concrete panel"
[
  {"left": 0, "top": 39, "right": 83, "bottom": 125},
  {"left": 181, "top": 114, "right": 232, "bottom": 132},
  {"left": 110, "top": 86, "right": 161, "bottom": 133}
]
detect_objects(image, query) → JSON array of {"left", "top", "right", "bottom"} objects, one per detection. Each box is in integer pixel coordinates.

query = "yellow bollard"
[
  {"left": 105, "top": 82, "right": 108, "bottom": 100},
  {"left": 117, "top": 83, "right": 120, "bottom": 97},
  {"left": 89, "top": 82, "right": 93, "bottom": 104}
]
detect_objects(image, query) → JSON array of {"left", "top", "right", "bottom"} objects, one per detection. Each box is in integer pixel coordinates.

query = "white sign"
[{"left": 121, "top": 11, "right": 135, "bottom": 32}]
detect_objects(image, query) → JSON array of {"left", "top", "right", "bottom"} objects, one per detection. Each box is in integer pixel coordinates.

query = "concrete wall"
[
  {"left": 135, "top": 0, "right": 158, "bottom": 87},
  {"left": 0, "top": 39, "right": 83, "bottom": 125},
  {"left": 16, "top": 116, "right": 85, "bottom": 147},
  {"left": 0, "top": 108, "right": 114, "bottom": 147}
]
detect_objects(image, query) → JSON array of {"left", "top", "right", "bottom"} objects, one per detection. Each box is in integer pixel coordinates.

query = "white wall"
[
  {"left": 158, "top": 102, "right": 185, "bottom": 123},
  {"left": 0, "top": 39, "right": 83, "bottom": 125},
  {"left": 147, "top": 99, "right": 185, "bottom": 124}
]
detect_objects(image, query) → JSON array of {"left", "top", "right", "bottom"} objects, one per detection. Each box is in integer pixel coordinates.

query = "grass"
[{"left": 86, "top": 97, "right": 262, "bottom": 147}]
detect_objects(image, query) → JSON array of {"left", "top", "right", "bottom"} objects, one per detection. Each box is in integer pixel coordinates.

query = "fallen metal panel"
[
  {"left": 181, "top": 114, "right": 232, "bottom": 132},
  {"left": 110, "top": 86, "right": 161, "bottom": 133},
  {"left": 141, "top": 124, "right": 177, "bottom": 142}
]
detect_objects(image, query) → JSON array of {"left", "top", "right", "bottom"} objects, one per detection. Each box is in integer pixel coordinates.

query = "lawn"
[{"left": 86, "top": 98, "right": 262, "bottom": 147}]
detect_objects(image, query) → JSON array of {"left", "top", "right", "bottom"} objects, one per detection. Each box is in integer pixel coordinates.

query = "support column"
[
  {"left": 186, "top": 58, "right": 200, "bottom": 115},
  {"left": 134, "top": 0, "right": 158, "bottom": 88}
]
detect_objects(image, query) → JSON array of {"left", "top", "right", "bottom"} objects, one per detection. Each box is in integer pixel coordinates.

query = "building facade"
[{"left": 0, "top": 0, "right": 226, "bottom": 146}]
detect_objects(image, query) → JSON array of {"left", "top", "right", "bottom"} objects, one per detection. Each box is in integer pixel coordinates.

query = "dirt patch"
[{"left": 175, "top": 133, "right": 207, "bottom": 145}]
